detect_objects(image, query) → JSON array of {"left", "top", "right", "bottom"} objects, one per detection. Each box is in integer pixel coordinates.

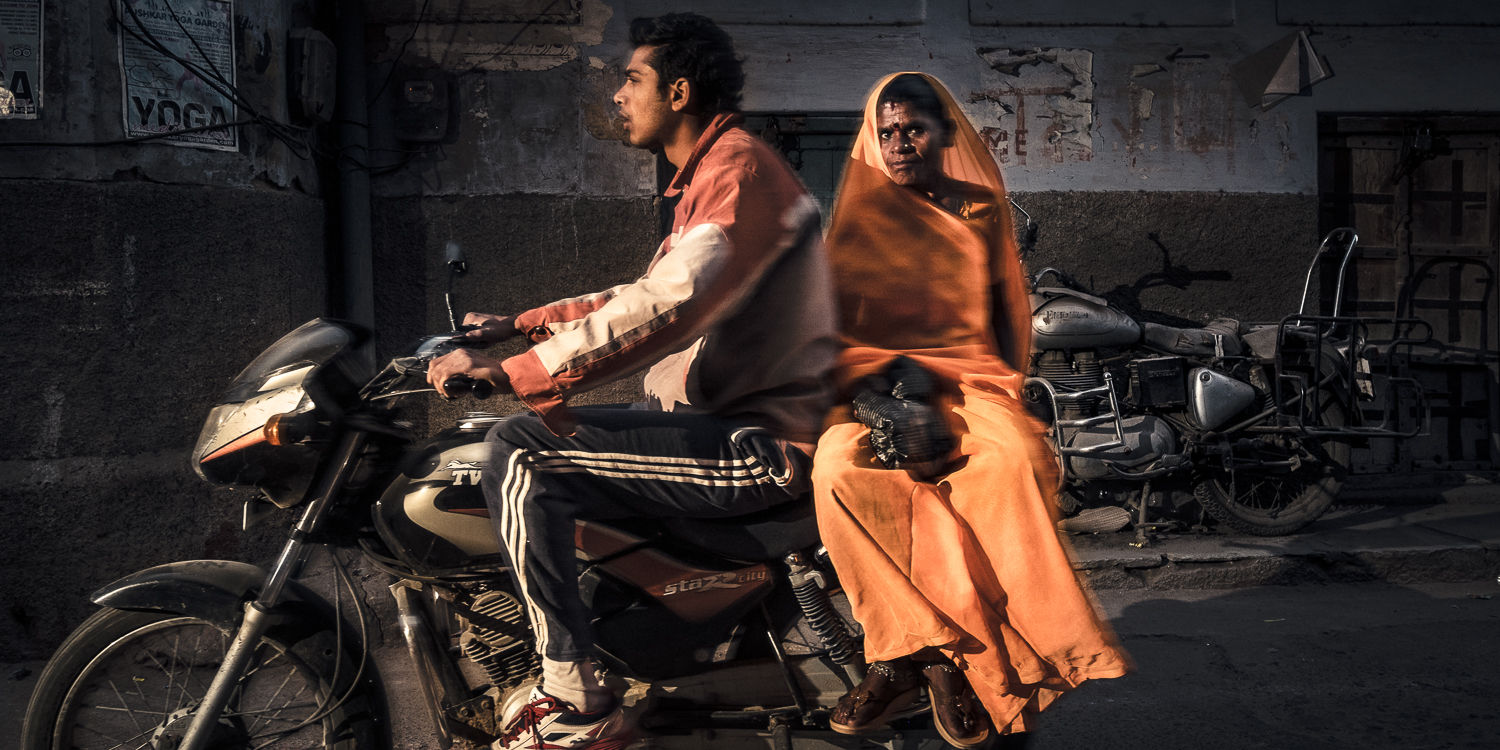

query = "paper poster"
[
  {"left": 0, "top": 0, "right": 41, "bottom": 118},
  {"left": 116, "top": 0, "right": 237, "bottom": 150}
]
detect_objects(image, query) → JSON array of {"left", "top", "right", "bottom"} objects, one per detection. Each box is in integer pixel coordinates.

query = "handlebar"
[
  {"left": 442, "top": 375, "right": 493, "bottom": 400},
  {"left": 1031, "top": 267, "right": 1080, "bottom": 290},
  {"left": 405, "top": 330, "right": 499, "bottom": 400}
]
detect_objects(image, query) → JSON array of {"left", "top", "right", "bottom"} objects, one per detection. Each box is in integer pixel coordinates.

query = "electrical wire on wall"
[
  {"left": 1, "top": 0, "right": 563, "bottom": 181},
  {"left": 0, "top": 0, "right": 308, "bottom": 157},
  {"left": 116, "top": 0, "right": 314, "bottom": 159}
]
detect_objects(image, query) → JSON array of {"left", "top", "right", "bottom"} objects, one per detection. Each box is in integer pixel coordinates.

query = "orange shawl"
[
  {"left": 824, "top": 72, "right": 1033, "bottom": 391},
  {"left": 813, "top": 73, "right": 1130, "bottom": 735}
]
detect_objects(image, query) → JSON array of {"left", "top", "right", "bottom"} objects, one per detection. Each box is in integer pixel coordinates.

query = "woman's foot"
[
  {"left": 829, "top": 658, "right": 922, "bottom": 734},
  {"left": 920, "top": 661, "right": 992, "bottom": 748}
]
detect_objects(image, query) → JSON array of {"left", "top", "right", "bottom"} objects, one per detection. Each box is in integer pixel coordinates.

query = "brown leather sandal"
[
  {"left": 829, "top": 659, "right": 922, "bottom": 734},
  {"left": 921, "top": 661, "right": 992, "bottom": 748}
]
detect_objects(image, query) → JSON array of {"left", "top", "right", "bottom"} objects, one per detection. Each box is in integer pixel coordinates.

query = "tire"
[
  {"left": 1194, "top": 395, "right": 1352, "bottom": 536},
  {"left": 21, "top": 607, "right": 379, "bottom": 750}
]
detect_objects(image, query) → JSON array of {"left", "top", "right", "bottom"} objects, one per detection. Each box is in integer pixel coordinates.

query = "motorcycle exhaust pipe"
[{"left": 392, "top": 580, "right": 470, "bottom": 749}]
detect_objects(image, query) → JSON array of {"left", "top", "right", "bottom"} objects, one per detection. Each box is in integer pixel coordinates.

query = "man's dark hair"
[
  {"left": 629, "top": 13, "right": 744, "bottom": 114},
  {"left": 877, "top": 74, "right": 952, "bottom": 136}
]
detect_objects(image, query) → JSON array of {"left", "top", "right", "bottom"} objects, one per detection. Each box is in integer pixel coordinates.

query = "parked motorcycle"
[
  {"left": 21, "top": 319, "right": 876, "bottom": 749},
  {"left": 1018, "top": 216, "right": 1430, "bottom": 538}
]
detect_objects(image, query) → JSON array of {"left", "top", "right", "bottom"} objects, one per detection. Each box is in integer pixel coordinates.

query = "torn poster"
[
  {"left": 117, "top": 0, "right": 238, "bottom": 151},
  {"left": 0, "top": 0, "right": 42, "bottom": 118}
]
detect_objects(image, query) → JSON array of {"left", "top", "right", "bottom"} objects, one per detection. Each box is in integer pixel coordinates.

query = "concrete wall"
[{"left": 0, "top": 0, "right": 329, "bottom": 659}]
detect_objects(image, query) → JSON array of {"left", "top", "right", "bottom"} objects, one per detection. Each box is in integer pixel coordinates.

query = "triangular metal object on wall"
[{"left": 1230, "top": 30, "right": 1333, "bottom": 110}]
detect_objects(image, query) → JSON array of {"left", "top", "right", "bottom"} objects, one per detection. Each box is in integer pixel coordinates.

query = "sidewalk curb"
[
  {"left": 1074, "top": 545, "right": 1500, "bottom": 590},
  {"left": 1066, "top": 499, "right": 1500, "bottom": 590}
]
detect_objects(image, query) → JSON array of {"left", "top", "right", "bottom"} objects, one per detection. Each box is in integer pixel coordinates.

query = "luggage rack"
[
  {"left": 1228, "top": 313, "right": 1433, "bottom": 440},
  {"left": 1232, "top": 227, "right": 1433, "bottom": 440}
]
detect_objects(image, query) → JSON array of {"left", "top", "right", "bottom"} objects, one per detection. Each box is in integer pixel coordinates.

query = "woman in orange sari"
[{"left": 814, "top": 73, "right": 1130, "bottom": 747}]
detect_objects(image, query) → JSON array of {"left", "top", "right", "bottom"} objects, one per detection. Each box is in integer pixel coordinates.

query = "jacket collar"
[{"left": 664, "top": 112, "right": 745, "bottom": 198}]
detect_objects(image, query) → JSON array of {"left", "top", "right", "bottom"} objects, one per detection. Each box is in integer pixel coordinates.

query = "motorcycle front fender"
[{"left": 90, "top": 559, "right": 323, "bottom": 632}]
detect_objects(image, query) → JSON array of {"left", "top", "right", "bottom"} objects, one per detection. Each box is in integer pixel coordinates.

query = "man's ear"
[{"left": 667, "top": 77, "right": 693, "bottom": 113}]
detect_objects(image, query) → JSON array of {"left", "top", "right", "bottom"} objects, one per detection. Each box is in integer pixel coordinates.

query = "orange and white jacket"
[{"left": 500, "top": 113, "right": 839, "bottom": 445}]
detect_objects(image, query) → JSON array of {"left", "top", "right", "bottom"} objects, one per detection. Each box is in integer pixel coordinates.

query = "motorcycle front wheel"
[
  {"left": 1193, "top": 396, "right": 1352, "bottom": 536},
  {"left": 21, "top": 608, "right": 378, "bottom": 750}
]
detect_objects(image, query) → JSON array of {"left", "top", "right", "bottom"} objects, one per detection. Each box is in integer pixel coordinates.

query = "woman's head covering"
[
  {"left": 847, "top": 72, "right": 1008, "bottom": 195},
  {"left": 825, "top": 72, "right": 1032, "bottom": 374}
]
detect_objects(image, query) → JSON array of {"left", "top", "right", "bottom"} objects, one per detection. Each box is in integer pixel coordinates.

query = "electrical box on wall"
[
  {"left": 288, "top": 28, "right": 336, "bottom": 123},
  {"left": 392, "top": 69, "right": 454, "bottom": 143}
]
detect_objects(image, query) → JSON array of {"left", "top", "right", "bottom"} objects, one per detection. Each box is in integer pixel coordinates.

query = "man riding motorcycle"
[{"left": 425, "top": 12, "right": 838, "bottom": 749}]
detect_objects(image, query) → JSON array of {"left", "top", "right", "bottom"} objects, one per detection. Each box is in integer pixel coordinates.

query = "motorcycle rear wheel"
[
  {"left": 21, "top": 608, "right": 377, "bottom": 750},
  {"left": 1194, "top": 397, "right": 1352, "bottom": 536}
]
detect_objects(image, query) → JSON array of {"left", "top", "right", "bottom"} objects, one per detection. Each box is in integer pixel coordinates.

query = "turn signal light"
[{"left": 264, "top": 412, "right": 313, "bottom": 446}]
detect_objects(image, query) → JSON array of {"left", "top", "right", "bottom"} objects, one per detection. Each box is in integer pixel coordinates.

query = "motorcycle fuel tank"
[
  {"left": 1030, "top": 289, "right": 1142, "bottom": 350},
  {"left": 374, "top": 427, "right": 506, "bottom": 573}
]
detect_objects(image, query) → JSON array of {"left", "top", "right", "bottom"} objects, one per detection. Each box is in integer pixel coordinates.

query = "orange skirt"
[{"left": 812, "top": 377, "right": 1131, "bottom": 734}]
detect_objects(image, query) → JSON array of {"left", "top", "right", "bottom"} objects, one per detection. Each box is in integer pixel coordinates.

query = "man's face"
[
  {"left": 615, "top": 45, "right": 673, "bottom": 151},
  {"left": 877, "top": 101, "right": 947, "bottom": 192}
]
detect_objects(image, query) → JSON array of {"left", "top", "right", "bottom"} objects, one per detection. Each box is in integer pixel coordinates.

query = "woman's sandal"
[
  {"left": 921, "top": 661, "right": 993, "bottom": 748},
  {"left": 829, "top": 659, "right": 923, "bottom": 734}
]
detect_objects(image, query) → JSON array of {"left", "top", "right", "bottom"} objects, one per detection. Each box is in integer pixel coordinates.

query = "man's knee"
[
  {"left": 485, "top": 412, "right": 551, "bottom": 453},
  {"left": 481, "top": 414, "right": 547, "bottom": 512}
]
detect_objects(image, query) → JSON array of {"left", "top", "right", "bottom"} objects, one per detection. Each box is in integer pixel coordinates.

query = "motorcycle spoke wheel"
[
  {"left": 1194, "top": 398, "right": 1351, "bottom": 536},
  {"left": 23, "top": 608, "right": 372, "bottom": 750}
]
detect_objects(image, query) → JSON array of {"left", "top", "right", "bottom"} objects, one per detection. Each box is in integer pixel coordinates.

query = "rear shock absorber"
[{"left": 783, "top": 549, "right": 862, "bottom": 681}]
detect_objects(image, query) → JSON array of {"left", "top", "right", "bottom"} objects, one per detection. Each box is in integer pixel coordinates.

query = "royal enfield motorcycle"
[
  {"left": 1019, "top": 220, "right": 1430, "bottom": 538},
  {"left": 21, "top": 319, "right": 883, "bottom": 749}
]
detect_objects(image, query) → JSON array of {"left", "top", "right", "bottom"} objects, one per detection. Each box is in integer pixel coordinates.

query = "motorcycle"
[
  {"left": 1018, "top": 215, "right": 1430, "bottom": 538},
  {"left": 21, "top": 317, "right": 889, "bottom": 749}
]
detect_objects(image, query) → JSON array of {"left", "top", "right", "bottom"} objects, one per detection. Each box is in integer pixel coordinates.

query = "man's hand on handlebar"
[
  {"left": 427, "top": 348, "right": 513, "bottom": 400},
  {"left": 459, "top": 312, "right": 522, "bottom": 346}
]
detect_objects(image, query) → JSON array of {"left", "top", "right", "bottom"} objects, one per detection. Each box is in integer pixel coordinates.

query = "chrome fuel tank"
[
  {"left": 1030, "top": 288, "right": 1142, "bottom": 350},
  {"left": 374, "top": 423, "right": 505, "bottom": 573}
]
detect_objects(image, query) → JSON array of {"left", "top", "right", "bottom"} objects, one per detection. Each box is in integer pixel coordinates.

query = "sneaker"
[{"left": 491, "top": 686, "right": 631, "bottom": 750}]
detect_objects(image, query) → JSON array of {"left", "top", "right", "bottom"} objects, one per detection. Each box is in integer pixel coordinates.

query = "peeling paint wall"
[
  {"left": 358, "top": 0, "right": 1500, "bottom": 199},
  {"left": 357, "top": 0, "right": 1500, "bottom": 334},
  {"left": 972, "top": 47, "right": 1096, "bottom": 167}
]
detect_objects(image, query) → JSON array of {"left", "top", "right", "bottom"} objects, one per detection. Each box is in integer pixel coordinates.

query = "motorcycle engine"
[
  {"left": 1032, "top": 350, "right": 1105, "bottom": 417},
  {"left": 457, "top": 589, "right": 540, "bottom": 691},
  {"left": 1063, "top": 414, "right": 1179, "bottom": 481}
]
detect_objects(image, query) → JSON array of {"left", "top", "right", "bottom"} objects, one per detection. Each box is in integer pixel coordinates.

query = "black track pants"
[{"left": 480, "top": 406, "right": 811, "bottom": 661}]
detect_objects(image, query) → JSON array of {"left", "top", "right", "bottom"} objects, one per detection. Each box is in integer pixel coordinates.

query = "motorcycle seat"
[
  {"left": 1142, "top": 318, "right": 1244, "bottom": 357},
  {"left": 609, "top": 498, "right": 820, "bottom": 564}
]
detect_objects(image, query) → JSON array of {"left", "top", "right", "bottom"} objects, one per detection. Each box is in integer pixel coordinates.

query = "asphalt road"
[
  {"left": 6, "top": 580, "right": 1497, "bottom": 749},
  {"left": 1028, "top": 580, "right": 1500, "bottom": 750}
]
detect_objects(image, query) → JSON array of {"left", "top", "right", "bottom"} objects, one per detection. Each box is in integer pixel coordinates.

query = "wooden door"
[{"left": 1319, "top": 115, "right": 1500, "bottom": 472}]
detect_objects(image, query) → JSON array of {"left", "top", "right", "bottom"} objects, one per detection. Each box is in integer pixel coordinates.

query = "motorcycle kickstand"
[
  {"left": 1131, "top": 480, "right": 1153, "bottom": 548},
  {"left": 761, "top": 603, "right": 811, "bottom": 718}
]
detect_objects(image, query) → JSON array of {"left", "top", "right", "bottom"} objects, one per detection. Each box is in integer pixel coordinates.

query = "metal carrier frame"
[{"left": 1028, "top": 227, "right": 1434, "bottom": 486}]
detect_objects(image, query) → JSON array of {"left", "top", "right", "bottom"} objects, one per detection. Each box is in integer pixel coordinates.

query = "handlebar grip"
[{"left": 442, "top": 375, "right": 494, "bottom": 400}]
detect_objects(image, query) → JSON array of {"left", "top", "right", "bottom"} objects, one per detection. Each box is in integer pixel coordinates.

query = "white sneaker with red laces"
[{"left": 491, "top": 686, "right": 631, "bottom": 750}]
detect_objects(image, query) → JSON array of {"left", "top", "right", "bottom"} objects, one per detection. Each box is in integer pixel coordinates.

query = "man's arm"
[{"left": 504, "top": 158, "right": 815, "bottom": 434}]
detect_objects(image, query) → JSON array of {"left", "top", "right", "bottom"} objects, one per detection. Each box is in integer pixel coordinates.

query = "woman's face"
[{"left": 877, "top": 100, "right": 947, "bottom": 193}]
